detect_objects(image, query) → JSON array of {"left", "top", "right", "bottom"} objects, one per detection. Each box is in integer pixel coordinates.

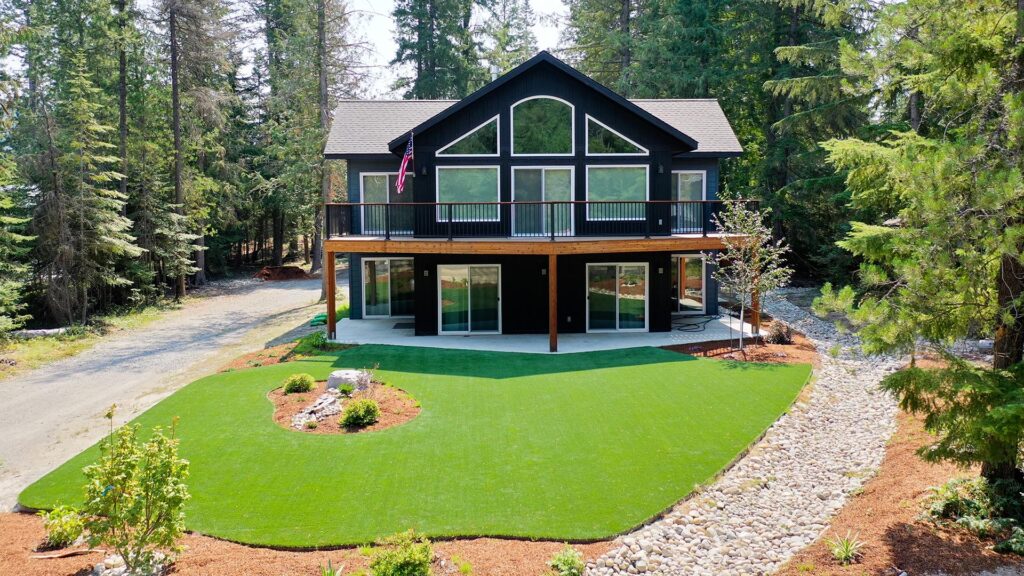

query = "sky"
[{"left": 348, "top": 0, "right": 568, "bottom": 97}]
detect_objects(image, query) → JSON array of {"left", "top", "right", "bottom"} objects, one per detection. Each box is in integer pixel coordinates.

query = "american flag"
[{"left": 396, "top": 133, "right": 413, "bottom": 194}]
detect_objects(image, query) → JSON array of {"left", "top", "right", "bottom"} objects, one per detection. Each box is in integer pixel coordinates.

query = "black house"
[{"left": 322, "top": 51, "right": 746, "bottom": 352}]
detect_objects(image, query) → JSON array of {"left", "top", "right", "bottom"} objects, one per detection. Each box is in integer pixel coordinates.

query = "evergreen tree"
[
  {"left": 479, "top": 0, "right": 536, "bottom": 73},
  {"left": 392, "top": 0, "right": 484, "bottom": 98},
  {"left": 561, "top": 0, "right": 642, "bottom": 92}
]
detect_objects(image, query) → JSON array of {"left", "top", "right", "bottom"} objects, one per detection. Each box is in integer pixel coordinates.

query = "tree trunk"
[
  {"left": 194, "top": 234, "right": 208, "bottom": 284},
  {"left": 272, "top": 209, "right": 285, "bottom": 266},
  {"left": 117, "top": 0, "right": 128, "bottom": 204},
  {"left": 313, "top": 0, "right": 329, "bottom": 294},
  {"left": 738, "top": 303, "right": 745, "bottom": 351},
  {"left": 170, "top": 7, "right": 186, "bottom": 300}
]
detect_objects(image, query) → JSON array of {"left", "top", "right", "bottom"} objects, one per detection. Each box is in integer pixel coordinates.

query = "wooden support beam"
[
  {"left": 326, "top": 251, "right": 337, "bottom": 339},
  {"left": 548, "top": 253, "right": 558, "bottom": 353}
]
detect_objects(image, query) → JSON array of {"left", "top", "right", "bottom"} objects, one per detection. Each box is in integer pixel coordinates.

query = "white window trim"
[
  {"left": 584, "top": 115, "right": 649, "bottom": 156},
  {"left": 437, "top": 264, "right": 502, "bottom": 335},
  {"left": 359, "top": 172, "right": 414, "bottom": 235},
  {"left": 510, "top": 95, "right": 575, "bottom": 157},
  {"left": 435, "top": 165, "right": 501, "bottom": 223},
  {"left": 584, "top": 164, "right": 650, "bottom": 221},
  {"left": 362, "top": 257, "right": 415, "bottom": 318},
  {"left": 436, "top": 115, "right": 500, "bottom": 157},
  {"left": 585, "top": 262, "right": 649, "bottom": 333},
  {"left": 670, "top": 169, "right": 707, "bottom": 234},
  {"left": 672, "top": 254, "right": 707, "bottom": 316},
  {"left": 510, "top": 166, "right": 576, "bottom": 237}
]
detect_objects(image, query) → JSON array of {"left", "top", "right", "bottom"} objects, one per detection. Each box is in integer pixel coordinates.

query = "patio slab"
[{"left": 331, "top": 315, "right": 755, "bottom": 354}]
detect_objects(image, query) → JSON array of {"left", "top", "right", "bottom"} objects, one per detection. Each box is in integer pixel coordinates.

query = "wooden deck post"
[
  {"left": 548, "top": 253, "right": 558, "bottom": 353},
  {"left": 326, "top": 251, "right": 337, "bottom": 340}
]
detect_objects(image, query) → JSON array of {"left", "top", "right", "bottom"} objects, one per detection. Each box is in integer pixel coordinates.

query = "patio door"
[
  {"left": 671, "top": 255, "right": 705, "bottom": 315},
  {"left": 586, "top": 263, "right": 648, "bottom": 332},
  {"left": 363, "top": 258, "right": 415, "bottom": 317},
  {"left": 438, "top": 265, "right": 501, "bottom": 334}
]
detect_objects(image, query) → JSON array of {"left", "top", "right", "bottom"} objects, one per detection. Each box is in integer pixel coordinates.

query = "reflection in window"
[
  {"left": 586, "top": 116, "right": 646, "bottom": 155},
  {"left": 436, "top": 167, "right": 500, "bottom": 221},
  {"left": 437, "top": 116, "right": 498, "bottom": 156},
  {"left": 586, "top": 166, "right": 647, "bottom": 220},
  {"left": 512, "top": 97, "right": 573, "bottom": 155},
  {"left": 361, "top": 173, "right": 413, "bottom": 234},
  {"left": 671, "top": 171, "right": 704, "bottom": 233},
  {"left": 512, "top": 167, "right": 573, "bottom": 236}
]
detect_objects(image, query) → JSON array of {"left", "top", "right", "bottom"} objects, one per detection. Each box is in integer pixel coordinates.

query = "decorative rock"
[
  {"left": 586, "top": 292, "right": 901, "bottom": 575},
  {"left": 291, "top": 393, "right": 342, "bottom": 429},
  {"left": 326, "top": 369, "right": 371, "bottom": 392}
]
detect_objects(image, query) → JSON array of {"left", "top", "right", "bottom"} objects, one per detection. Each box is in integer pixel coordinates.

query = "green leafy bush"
[
  {"left": 925, "top": 477, "right": 1024, "bottom": 553},
  {"left": 83, "top": 408, "right": 190, "bottom": 573},
  {"left": 926, "top": 477, "right": 993, "bottom": 521},
  {"left": 995, "top": 527, "right": 1024, "bottom": 555},
  {"left": 341, "top": 399, "right": 381, "bottom": 428},
  {"left": 825, "top": 531, "right": 863, "bottom": 565},
  {"left": 369, "top": 530, "right": 432, "bottom": 576},
  {"left": 38, "top": 505, "right": 84, "bottom": 548},
  {"left": 337, "top": 383, "right": 355, "bottom": 396},
  {"left": 283, "top": 373, "right": 316, "bottom": 394},
  {"left": 547, "top": 544, "right": 584, "bottom": 576}
]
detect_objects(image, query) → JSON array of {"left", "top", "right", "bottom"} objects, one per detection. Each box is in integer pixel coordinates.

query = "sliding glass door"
[
  {"left": 438, "top": 265, "right": 501, "bottom": 334},
  {"left": 587, "top": 263, "right": 648, "bottom": 331},
  {"left": 363, "top": 258, "right": 415, "bottom": 317}
]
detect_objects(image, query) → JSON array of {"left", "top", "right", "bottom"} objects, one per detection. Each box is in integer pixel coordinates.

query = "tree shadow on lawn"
[
  {"left": 306, "top": 343, "right": 807, "bottom": 380},
  {"left": 883, "top": 521, "right": 1024, "bottom": 575}
]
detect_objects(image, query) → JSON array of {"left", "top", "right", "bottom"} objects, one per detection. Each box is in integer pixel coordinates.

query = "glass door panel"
[
  {"left": 513, "top": 169, "right": 544, "bottom": 236},
  {"left": 390, "top": 259, "right": 415, "bottom": 316},
  {"left": 544, "top": 169, "right": 573, "bottom": 235},
  {"left": 363, "top": 259, "right": 390, "bottom": 316},
  {"left": 672, "top": 172, "right": 704, "bottom": 233},
  {"left": 587, "top": 265, "right": 618, "bottom": 330},
  {"left": 618, "top": 265, "right": 647, "bottom": 329},
  {"left": 387, "top": 174, "right": 414, "bottom": 234},
  {"left": 469, "top": 266, "right": 500, "bottom": 332},
  {"left": 679, "top": 257, "right": 704, "bottom": 314},
  {"left": 362, "top": 175, "right": 389, "bottom": 234},
  {"left": 439, "top": 266, "right": 470, "bottom": 332}
]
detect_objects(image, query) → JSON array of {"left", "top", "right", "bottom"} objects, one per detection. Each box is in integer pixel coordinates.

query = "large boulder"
[{"left": 326, "top": 369, "right": 371, "bottom": 392}]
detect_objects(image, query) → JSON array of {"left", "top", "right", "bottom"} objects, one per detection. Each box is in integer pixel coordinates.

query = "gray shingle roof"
[{"left": 325, "top": 98, "right": 741, "bottom": 157}]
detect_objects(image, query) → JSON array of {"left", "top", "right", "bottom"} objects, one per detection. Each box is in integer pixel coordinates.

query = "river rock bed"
[{"left": 586, "top": 296, "right": 902, "bottom": 576}]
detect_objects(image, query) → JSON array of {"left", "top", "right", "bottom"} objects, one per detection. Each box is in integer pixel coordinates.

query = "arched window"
[{"left": 511, "top": 96, "right": 574, "bottom": 155}]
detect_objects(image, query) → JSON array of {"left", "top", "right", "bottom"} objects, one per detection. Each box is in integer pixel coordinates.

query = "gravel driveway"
[{"left": 0, "top": 274, "right": 344, "bottom": 509}]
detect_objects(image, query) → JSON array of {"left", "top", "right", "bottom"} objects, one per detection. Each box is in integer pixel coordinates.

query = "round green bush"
[
  {"left": 340, "top": 398, "right": 381, "bottom": 428},
  {"left": 38, "top": 505, "right": 84, "bottom": 548},
  {"left": 283, "top": 373, "right": 315, "bottom": 394}
]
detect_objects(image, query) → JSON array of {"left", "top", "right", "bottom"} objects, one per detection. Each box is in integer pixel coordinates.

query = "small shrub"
[
  {"left": 341, "top": 399, "right": 381, "bottom": 428},
  {"left": 996, "top": 527, "right": 1024, "bottom": 555},
  {"left": 370, "top": 530, "right": 432, "bottom": 576},
  {"left": 547, "top": 544, "right": 584, "bottom": 576},
  {"left": 926, "top": 477, "right": 992, "bottom": 521},
  {"left": 337, "top": 383, "right": 355, "bottom": 396},
  {"left": 450, "top": 554, "right": 472, "bottom": 575},
  {"left": 38, "top": 505, "right": 84, "bottom": 548},
  {"left": 307, "top": 331, "right": 328, "bottom": 350},
  {"left": 305, "top": 420, "right": 318, "bottom": 430},
  {"left": 763, "top": 321, "right": 793, "bottom": 345},
  {"left": 825, "top": 531, "right": 863, "bottom": 565},
  {"left": 319, "top": 559, "right": 344, "bottom": 576},
  {"left": 284, "top": 373, "right": 315, "bottom": 394},
  {"left": 828, "top": 344, "right": 842, "bottom": 358}
]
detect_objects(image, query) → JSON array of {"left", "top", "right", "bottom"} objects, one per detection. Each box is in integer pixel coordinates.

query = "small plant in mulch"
[
  {"left": 825, "top": 531, "right": 864, "bottom": 565},
  {"left": 369, "top": 530, "right": 432, "bottom": 576},
  {"left": 38, "top": 505, "right": 84, "bottom": 549},
  {"left": 547, "top": 544, "right": 584, "bottom": 576},
  {"left": 283, "top": 373, "right": 315, "bottom": 394},
  {"left": 924, "top": 477, "right": 1024, "bottom": 554},
  {"left": 340, "top": 398, "right": 381, "bottom": 428}
]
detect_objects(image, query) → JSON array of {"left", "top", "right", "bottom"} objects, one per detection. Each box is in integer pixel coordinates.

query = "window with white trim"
[
  {"left": 511, "top": 96, "right": 573, "bottom": 155},
  {"left": 585, "top": 115, "right": 648, "bottom": 155},
  {"left": 360, "top": 173, "right": 413, "bottom": 234},
  {"left": 511, "top": 167, "right": 574, "bottom": 236},
  {"left": 585, "top": 165, "right": 648, "bottom": 220},
  {"left": 436, "top": 166, "right": 500, "bottom": 221},
  {"left": 670, "top": 170, "right": 706, "bottom": 233},
  {"left": 436, "top": 116, "right": 499, "bottom": 156}
]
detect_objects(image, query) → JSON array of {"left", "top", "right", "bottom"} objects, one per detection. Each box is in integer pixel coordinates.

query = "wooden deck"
[{"left": 324, "top": 234, "right": 731, "bottom": 256}]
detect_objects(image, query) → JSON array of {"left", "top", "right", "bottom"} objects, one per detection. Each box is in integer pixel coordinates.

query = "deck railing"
[{"left": 325, "top": 200, "right": 757, "bottom": 240}]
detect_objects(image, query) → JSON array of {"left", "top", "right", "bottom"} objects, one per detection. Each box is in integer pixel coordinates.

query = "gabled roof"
[
  {"left": 325, "top": 98, "right": 742, "bottom": 158},
  {"left": 384, "top": 51, "right": 699, "bottom": 154}
]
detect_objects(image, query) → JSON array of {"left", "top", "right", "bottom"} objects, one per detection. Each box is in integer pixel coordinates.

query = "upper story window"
[
  {"left": 586, "top": 115, "right": 648, "bottom": 156},
  {"left": 511, "top": 96, "right": 574, "bottom": 156},
  {"left": 436, "top": 166, "right": 500, "bottom": 222},
  {"left": 437, "top": 116, "right": 499, "bottom": 157},
  {"left": 361, "top": 172, "right": 413, "bottom": 234}
]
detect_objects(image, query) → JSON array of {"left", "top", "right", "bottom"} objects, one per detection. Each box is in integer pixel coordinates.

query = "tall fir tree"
[
  {"left": 392, "top": 0, "right": 484, "bottom": 99},
  {"left": 479, "top": 0, "right": 536, "bottom": 73}
]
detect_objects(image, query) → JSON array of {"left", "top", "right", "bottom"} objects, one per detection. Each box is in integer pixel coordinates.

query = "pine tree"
[
  {"left": 479, "top": 0, "right": 537, "bottom": 73},
  {"left": 561, "top": 0, "right": 641, "bottom": 93},
  {"left": 392, "top": 0, "right": 484, "bottom": 99}
]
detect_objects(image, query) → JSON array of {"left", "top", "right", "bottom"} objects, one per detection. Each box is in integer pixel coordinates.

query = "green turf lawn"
[{"left": 20, "top": 344, "right": 810, "bottom": 548}]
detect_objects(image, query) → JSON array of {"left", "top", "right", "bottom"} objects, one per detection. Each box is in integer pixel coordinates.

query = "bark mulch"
[
  {"left": 662, "top": 330, "right": 819, "bottom": 367},
  {"left": 0, "top": 512, "right": 614, "bottom": 576},
  {"left": 775, "top": 411, "right": 1024, "bottom": 576},
  {"left": 220, "top": 342, "right": 299, "bottom": 372},
  {"left": 270, "top": 380, "right": 420, "bottom": 434}
]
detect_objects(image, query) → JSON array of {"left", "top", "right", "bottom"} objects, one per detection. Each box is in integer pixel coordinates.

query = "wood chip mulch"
[
  {"left": 220, "top": 342, "right": 299, "bottom": 372},
  {"left": 269, "top": 380, "right": 420, "bottom": 434},
  {"left": 0, "top": 512, "right": 614, "bottom": 576},
  {"left": 662, "top": 330, "right": 819, "bottom": 367},
  {"left": 775, "top": 411, "right": 1024, "bottom": 576}
]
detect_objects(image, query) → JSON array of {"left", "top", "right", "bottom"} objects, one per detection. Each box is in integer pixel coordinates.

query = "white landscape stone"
[
  {"left": 326, "top": 369, "right": 370, "bottom": 391},
  {"left": 290, "top": 391, "right": 342, "bottom": 429},
  {"left": 586, "top": 293, "right": 901, "bottom": 576}
]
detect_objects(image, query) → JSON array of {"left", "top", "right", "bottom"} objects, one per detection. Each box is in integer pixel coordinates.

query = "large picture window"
[
  {"left": 511, "top": 96, "right": 573, "bottom": 156},
  {"left": 360, "top": 173, "right": 413, "bottom": 234},
  {"left": 585, "top": 165, "right": 648, "bottom": 220},
  {"left": 436, "top": 116, "right": 499, "bottom": 156},
  {"left": 436, "top": 166, "right": 500, "bottom": 221},
  {"left": 512, "top": 167, "right": 573, "bottom": 236},
  {"left": 363, "top": 258, "right": 415, "bottom": 317}
]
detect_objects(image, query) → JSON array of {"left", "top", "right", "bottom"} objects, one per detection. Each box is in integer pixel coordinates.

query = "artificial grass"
[{"left": 20, "top": 344, "right": 810, "bottom": 548}]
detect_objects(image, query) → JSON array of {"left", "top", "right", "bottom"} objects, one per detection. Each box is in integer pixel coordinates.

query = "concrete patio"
[{"left": 331, "top": 314, "right": 755, "bottom": 354}]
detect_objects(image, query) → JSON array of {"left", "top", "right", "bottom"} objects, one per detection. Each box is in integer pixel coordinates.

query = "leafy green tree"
[{"left": 392, "top": 0, "right": 484, "bottom": 98}]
